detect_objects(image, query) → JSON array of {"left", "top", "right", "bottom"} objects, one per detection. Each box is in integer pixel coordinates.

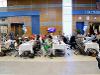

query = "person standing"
[{"left": 96, "top": 52, "right": 100, "bottom": 69}]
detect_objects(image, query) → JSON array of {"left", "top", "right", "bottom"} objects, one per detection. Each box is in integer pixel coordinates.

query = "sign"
[{"left": 73, "top": 10, "right": 100, "bottom": 15}]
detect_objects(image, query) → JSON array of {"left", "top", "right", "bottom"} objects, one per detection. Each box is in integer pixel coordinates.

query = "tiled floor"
[{"left": 0, "top": 51, "right": 100, "bottom": 75}]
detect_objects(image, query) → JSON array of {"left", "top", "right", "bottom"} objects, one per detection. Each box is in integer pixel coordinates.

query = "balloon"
[{"left": 47, "top": 27, "right": 56, "bottom": 33}]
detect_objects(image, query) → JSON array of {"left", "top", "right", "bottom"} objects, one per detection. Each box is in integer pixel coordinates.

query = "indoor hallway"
[{"left": 0, "top": 51, "right": 99, "bottom": 75}]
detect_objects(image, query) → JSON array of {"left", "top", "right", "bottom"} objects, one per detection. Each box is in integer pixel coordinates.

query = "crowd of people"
[
  {"left": 0, "top": 32, "right": 100, "bottom": 69},
  {"left": 0, "top": 33, "right": 69, "bottom": 58},
  {"left": 0, "top": 32, "right": 100, "bottom": 59}
]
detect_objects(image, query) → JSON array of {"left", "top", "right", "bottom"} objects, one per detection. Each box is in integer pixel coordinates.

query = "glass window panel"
[
  {"left": 0, "top": 0, "right": 7, "bottom": 7},
  {"left": 2, "top": 1, "right": 7, "bottom": 7}
]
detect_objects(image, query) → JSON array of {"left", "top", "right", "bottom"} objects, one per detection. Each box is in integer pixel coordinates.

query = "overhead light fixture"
[
  {"left": 86, "top": 16, "right": 90, "bottom": 20},
  {"left": 94, "top": 17, "right": 97, "bottom": 20},
  {"left": 78, "top": 16, "right": 82, "bottom": 20}
]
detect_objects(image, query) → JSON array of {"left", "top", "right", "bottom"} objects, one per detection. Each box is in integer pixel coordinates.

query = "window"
[{"left": 0, "top": 0, "right": 7, "bottom": 7}]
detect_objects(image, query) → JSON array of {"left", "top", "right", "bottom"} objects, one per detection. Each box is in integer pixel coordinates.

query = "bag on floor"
[
  {"left": 55, "top": 49, "right": 65, "bottom": 57},
  {"left": 86, "top": 48, "right": 98, "bottom": 57},
  {"left": 20, "top": 51, "right": 31, "bottom": 57},
  {"left": 0, "top": 52, "right": 5, "bottom": 56},
  {"left": 28, "top": 53, "right": 34, "bottom": 58}
]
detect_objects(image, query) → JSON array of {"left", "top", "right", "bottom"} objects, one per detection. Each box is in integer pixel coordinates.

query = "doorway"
[
  {"left": 76, "top": 22, "right": 85, "bottom": 34},
  {"left": 11, "top": 23, "right": 24, "bottom": 36}
]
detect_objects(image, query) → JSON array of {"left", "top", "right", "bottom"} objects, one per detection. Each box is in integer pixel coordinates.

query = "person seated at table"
[
  {"left": 43, "top": 35, "right": 53, "bottom": 57},
  {"left": 83, "top": 33, "right": 97, "bottom": 43},
  {"left": 33, "top": 41, "right": 41, "bottom": 56},
  {"left": 33, "top": 35, "right": 42, "bottom": 56},
  {"left": 9, "top": 40, "right": 15, "bottom": 50},
  {"left": 58, "top": 37, "right": 66, "bottom": 44},
  {"left": 91, "top": 33, "right": 97, "bottom": 39},
  {"left": 69, "top": 35, "right": 76, "bottom": 49},
  {"left": 52, "top": 36, "right": 59, "bottom": 44},
  {"left": 97, "top": 39, "right": 100, "bottom": 49},
  {"left": 48, "top": 34, "right": 53, "bottom": 40},
  {"left": 72, "top": 36, "right": 85, "bottom": 55},
  {"left": 35, "top": 35, "right": 41, "bottom": 45},
  {"left": 5, "top": 39, "right": 15, "bottom": 49},
  {"left": 60, "top": 35, "right": 69, "bottom": 44},
  {"left": 23, "top": 37, "right": 29, "bottom": 43},
  {"left": 17, "top": 37, "right": 23, "bottom": 45},
  {"left": 40, "top": 35, "right": 46, "bottom": 43}
]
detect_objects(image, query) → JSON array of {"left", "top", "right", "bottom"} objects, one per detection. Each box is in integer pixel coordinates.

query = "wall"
[
  {"left": 7, "top": 0, "right": 100, "bottom": 35},
  {"left": 73, "top": 0, "right": 96, "bottom": 10},
  {"left": 8, "top": 0, "right": 62, "bottom": 5},
  {"left": 7, "top": 0, "right": 62, "bottom": 35},
  {"left": 73, "top": 15, "right": 100, "bottom": 33},
  {"left": 72, "top": 0, "right": 100, "bottom": 34}
]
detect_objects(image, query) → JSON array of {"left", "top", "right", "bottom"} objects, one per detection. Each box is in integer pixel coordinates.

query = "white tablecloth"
[
  {"left": 18, "top": 40, "right": 34, "bottom": 55},
  {"left": 52, "top": 44, "right": 67, "bottom": 55},
  {"left": 83, "top": 37, "right": 92, "bottom": 43},
  {"left": 84, "top": 42, "right": 99, "bottom": 52}
]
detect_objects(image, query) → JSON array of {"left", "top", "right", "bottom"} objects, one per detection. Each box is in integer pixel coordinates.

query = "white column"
[
  {"left": 62, "top": 0, "right": 72, "bottom": 37},
  {"left": 0, "top": 0, "right": 7, "bottom": 7}
]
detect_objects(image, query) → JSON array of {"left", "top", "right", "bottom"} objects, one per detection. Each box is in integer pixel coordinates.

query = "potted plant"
[{"left": 77, "top": 29, "right": 81, "bottom": 34}]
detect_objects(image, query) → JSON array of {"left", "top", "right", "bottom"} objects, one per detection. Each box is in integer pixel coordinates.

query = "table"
[
  {"left": 18, "top": 40, "right": 34, "bottom": 55},
  {"left": 84, "top": 42, "right": 99, "bottom": 52},
  {"left": 83, "top": 37, "right": 92, "bottom": 43},
  {"left": 52, "top": 44, "right": 67, "bottom": 55}
]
